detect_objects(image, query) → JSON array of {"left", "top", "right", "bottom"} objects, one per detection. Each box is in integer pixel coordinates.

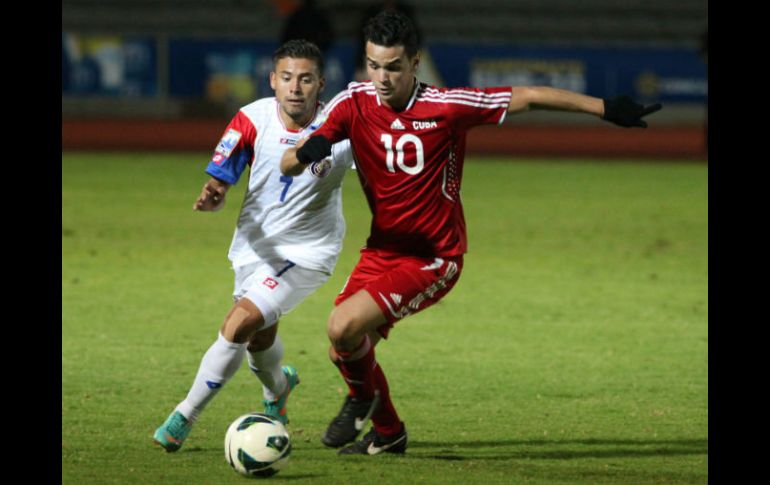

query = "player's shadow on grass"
[
  {"left": 407, "top": 438, "right": 707, "bottom": 461},
  {"left": 255, "top": 474, "right": 324, "bottom": 480}
]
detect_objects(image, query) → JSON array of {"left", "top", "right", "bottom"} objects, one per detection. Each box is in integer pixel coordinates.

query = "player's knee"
[
  {"left": 220, "top": 300, "right": 265, "bottom": 344},
  {"left": 328, "top": 345, "right": 339, "bottom": 363},
  {"left": 327, "top": 309, "right": 361, "bottom": 350}
]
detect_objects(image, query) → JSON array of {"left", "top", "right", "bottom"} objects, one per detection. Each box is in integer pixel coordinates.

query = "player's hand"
[
  {"left": 292, "top": 136, "right": 332, "bottom": 178},
  {"left": 602, "top": 95, "right": 662, "bottom": 128},
  {"left": 296, "top": 135, "right": 332, "bottom": 164},
  {"left": 193, "top": 179, "right": 228, "bottom": 211}
]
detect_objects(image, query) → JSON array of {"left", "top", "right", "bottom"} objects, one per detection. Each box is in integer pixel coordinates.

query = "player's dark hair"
[
  {"left": 363, "top": 10, "right": 420, "bottom": 58},
  {"left": 273, "top": 39, "right": 324, "bottom": 74}
]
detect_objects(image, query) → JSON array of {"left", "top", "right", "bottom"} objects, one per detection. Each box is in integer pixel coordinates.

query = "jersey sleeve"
[
  {"left": 443, "top": 86, "right": 513, "bottom": 132},
  {"left": 312, "top": 89, "right": 353, "bottom": 144},
  {"left": 204, "top": 110, "right": 257, "bottom": 185},
  {"left": 331, "top": 140, "right": 355, "bottom": 169}
]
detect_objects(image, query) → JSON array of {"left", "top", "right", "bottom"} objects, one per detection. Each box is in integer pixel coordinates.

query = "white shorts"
[{"left": 233, "top": 259, "right": 330, "bottom": 328}]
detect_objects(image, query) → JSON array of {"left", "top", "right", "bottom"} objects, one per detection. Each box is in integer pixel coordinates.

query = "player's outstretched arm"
[
  {"left": 507, "top": 87, "right": 661, "bottom": 128},
  {"left": 192, "top": 177, "right": 230, "bottom": 212}
]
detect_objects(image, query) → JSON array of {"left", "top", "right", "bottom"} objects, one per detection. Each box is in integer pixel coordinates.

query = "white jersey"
[{"left": 205, "top": 98, "right": 352, "bottom": 274}]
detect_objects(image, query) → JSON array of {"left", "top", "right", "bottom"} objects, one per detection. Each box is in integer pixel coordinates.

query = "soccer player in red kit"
[{"left": 281, "top": 11, "right": 661, "bottom": 455}]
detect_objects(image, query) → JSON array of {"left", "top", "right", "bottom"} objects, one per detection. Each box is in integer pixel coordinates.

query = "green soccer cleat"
[
  {"left": 262, "top": 365, "right": 300, "bottom": 425},
  {"left": 153, "top": 410, "right": 192, "bottom": 452}
]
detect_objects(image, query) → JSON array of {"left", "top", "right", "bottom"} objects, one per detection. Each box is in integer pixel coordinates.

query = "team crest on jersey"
[
  {"left": 263, "top": 277, "right": 279, "bottom": 289},
  {"left": 390, "top": 118, "right": 406, "bottom": 130},
  {"left": 216, "top": 129, "right": 242, "bottom": 157},
  {"left": 309, "top": 158, "right": 332, "bottom": 178}
]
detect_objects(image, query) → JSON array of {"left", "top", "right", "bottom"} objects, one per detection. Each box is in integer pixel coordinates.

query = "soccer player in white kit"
[{"left": 153, "top": 40, "right": 353, "bottom": 452}]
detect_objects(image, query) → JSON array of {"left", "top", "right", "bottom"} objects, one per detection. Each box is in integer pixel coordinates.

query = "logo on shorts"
[
  {"left": 263, "top": 277, "right": 279, "bottom": 289},
  {"left": 376, "top": 261, "right": 460, "bottom": 319},
  {"left": 378, "top": 292, "right": 412, "bottom": 320}
]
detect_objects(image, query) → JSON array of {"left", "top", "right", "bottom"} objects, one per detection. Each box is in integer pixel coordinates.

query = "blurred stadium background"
[{"left": 62, "top": 0, "right": 707, "bottom": 159}]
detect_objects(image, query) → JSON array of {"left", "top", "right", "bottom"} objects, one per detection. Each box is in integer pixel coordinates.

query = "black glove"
[
  {"left": 296, "top": 135, "right": 332, "bottom": 164},
  {"left": 602, "top": 95, "right": 662, "bottom": 128}
]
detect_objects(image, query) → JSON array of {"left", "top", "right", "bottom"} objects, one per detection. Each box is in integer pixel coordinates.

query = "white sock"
[
  {"left": 247, "top": 335, "right": 287, "bottom": 402},
  {"left": 176, "top": 332, "right": 247, "bottom": 422}
]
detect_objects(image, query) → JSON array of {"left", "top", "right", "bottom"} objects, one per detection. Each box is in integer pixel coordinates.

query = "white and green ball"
[{"left": 224, "top": 413, "right": 291, "bottom": 478}]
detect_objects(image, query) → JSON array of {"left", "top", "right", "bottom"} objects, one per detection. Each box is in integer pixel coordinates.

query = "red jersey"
[{"left": 314, "top": 80, "right": 512, "bottom": 257}]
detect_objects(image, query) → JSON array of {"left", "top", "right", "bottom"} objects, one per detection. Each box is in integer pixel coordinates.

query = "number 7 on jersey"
[{"left": 279, "top": 175, "right": 293, "bottom": 202}]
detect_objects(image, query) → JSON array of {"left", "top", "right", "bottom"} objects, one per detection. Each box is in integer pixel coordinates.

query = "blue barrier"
[
  {"left": 62, "top": 33, "right": 157, "bottom": 96},
  {"left": 428, "top": 43, "right": 706, "bottom": 103},
  {"left": 63, "top": 33, "right": 706, "bottom": 105}
]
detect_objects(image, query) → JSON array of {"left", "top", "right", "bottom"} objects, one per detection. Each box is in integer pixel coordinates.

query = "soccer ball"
[{"left": 224, "top": 413, "right": 291, "bottom": 478}]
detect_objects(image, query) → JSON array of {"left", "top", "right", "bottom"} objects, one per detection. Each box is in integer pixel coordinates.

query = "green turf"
[{"left": 62, "top": 152, "right": 707, "bottom": 484}]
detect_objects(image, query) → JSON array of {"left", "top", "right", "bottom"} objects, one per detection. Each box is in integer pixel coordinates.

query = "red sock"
[
  {"left": 333, "top": 337, "right": 403, "bottom": 436},
  {"left": 370, "top": 362, "right": 403, "bottom": 436},
  {"left": 334, "top": 336, "right": 377, "bottom": 400}
]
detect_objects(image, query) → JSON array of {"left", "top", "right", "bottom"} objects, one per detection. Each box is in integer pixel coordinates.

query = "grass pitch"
[{"left": 62, "top": 153, "right": 707, "bottom": 484}]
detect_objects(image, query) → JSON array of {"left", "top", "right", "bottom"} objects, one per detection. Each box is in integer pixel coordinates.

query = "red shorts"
[{"left": 335, "top": 248, "right": 464, "bottom": 338}]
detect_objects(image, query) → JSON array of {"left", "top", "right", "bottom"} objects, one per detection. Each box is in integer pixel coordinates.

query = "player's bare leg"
[
  {"left": 220, "top": 297, "right": 265, "bottom": 343},
  {"left": 248, "top": 323, "right": 278, "bottom": 351},
  {"left": 327, "top": 289, "right": 387, "bottom": 351},
  {"left": 322, "top": 290, "right": 407, "bottom": 454}
]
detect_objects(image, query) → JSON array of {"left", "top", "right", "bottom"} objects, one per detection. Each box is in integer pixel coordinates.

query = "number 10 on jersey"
[{"left": 381, "top": 134, "right": 424, "bottom": 175}]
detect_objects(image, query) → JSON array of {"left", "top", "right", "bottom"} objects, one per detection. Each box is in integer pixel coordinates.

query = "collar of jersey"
[
  {"left": 375, "top": 77, "right": 421, "bottom": 112},
  {"left": 274, "top": 99, "right": 320, "bottom": 133}
]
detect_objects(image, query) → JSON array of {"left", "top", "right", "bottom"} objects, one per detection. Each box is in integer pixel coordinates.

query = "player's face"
[
  {"left": 365, "top": 41, "right": 419, "bottom": 110},
  {"left": 270, "top": 57, "right": 325, "bottom": 129}
]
